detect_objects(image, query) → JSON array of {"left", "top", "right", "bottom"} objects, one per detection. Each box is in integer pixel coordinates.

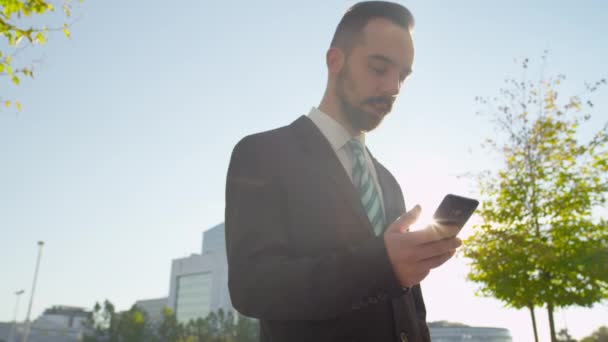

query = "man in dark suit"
[{"left": 225, "top": 2, "right": 462, "bottom": 341}]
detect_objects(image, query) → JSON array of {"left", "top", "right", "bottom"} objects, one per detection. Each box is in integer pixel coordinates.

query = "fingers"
[
  {"left": 404, "top": 223, "right": 460, "bottom": 245},
  {"left": 387, "top": 205, "right": 421, "bottom": 234},
  {"left": 419, "top": 249, "right": 457, "bottom": 270},
  {"left": 394, "top": 249, "right": 457, "bottom": 288},
  {"left": 416, "top": 237, "right": 462, "bottom": 261}
]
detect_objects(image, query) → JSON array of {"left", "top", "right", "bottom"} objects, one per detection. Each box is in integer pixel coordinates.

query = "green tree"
[
  {"left": 116, "top": 305, "right": 148, "bottom": 342},
  {"left": 0, "top": 0, "right": 79, "bottom": 109},
  {"left": 581, "top": 326, "right": 608, "bottom": 342},
  {"left": 464, "top": 55, "right": 608, "bottom": 342}
]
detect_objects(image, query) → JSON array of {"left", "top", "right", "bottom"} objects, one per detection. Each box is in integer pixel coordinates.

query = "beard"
[{"left": 335, "top": 66, "right": 394, "bottom": 133}]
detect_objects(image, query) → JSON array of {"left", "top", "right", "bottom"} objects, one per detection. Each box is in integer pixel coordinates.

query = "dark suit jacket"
[{"left": 225, "top": 116, "right": 431, "bottom": 342}]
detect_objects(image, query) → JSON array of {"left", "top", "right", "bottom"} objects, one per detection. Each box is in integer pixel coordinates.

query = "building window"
[{"left": 176, "top": 272, "right": 212, "bottom": 323}]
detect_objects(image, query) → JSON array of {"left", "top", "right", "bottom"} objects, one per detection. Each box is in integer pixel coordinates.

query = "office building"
[
  {"left": 0, "top": 322, "right": 16, "bottom": 342},
  {"left": 3, "top": 306, "right": 91, "bottom": 342},
  {"left": 168, "top": 223, "right": 233, "bottom": 323},
  {"left": 429, "top": 321, "right": 512, "bottom": 342}
]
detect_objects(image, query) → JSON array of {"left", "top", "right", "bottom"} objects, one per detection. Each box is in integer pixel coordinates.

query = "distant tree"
[
  {"left": 557, "top": 328, "right": 578, "bottom": 342},
  {"left": 83, "top": 300, "right": 120, "bottom": 342},
  {"left": 235, "top": 313, "right": 259, "bottom": 342},
  {"left": 218, "top": 309, "right": 236, "bottom": 341},
  {"left": 84, "top": 300, "right": 161, "bottom": 342},
  {"left": 183, "top": 317, "right": 210, "bottom": 341},
  {"left": 581, "top": 326, "right": 608, "bottom": 342},
  {"left": 84, "top": 301, "right": 257, "bottom": 342},
  {"left": 116, "top": 305, "right": 149, "bottom": 342},
  {"left": 157, "top": 307, "right": 184, "bottom": 342},
  {"left": 0, "top": 0, "right": 80, "bottom": 109},
  {"left": 464, "top": 54, "right": 608, "bottom": 342},
  {"left": 178, "top": 309, "right": 257, "bottom": 342},
  {"left": 205, "top": 308, "right": 236, "bottom": 342}
]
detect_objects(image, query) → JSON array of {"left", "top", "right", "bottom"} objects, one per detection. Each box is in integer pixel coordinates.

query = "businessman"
[{"left": 225, "top": 2, "right": 462, "bottom": 341}]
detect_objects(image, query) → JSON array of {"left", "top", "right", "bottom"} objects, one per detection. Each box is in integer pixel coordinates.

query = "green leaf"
[
  {"left": 36, "top": 31, "right": 46, "bottom": 44},
  {"left": 15, "top": 33, "right": 24, "bottom": 46},
  {"left": 63, "top": 24, "right": 70, "bottom": 39}
]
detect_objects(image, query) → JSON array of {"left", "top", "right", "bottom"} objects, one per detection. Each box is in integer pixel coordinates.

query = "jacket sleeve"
[
  {"left": 225, "top": 136, "right": 405, "bottom": 321},
  {"left": 412, "top": 285, "right": 431, "bottom": 341}
]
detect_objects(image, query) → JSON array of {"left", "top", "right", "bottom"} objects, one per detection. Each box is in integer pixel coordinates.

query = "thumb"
[{"left": 387, "top": 205, "right": 421, "bottom": 234}]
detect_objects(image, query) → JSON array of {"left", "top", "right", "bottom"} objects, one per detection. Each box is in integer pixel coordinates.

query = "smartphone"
[{"left": 432, "top": 194, "right": 479, "bottom": 233}]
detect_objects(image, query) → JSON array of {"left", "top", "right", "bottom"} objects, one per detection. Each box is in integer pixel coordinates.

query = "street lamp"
[
  {"left": 21, "top": 241, "right": 44, "bottom": 342},
  {"left": 8, "top": 290, "right": 25, "bottom": 342}
]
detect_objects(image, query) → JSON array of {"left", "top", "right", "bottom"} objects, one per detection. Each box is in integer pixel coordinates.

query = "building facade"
[
  {"left": 168, "top": 223, "right": 233, "bottom": 323},
  {"left": 2, "top": 306, "right": 91, "bottom": 342},
  {"left": 428, "top": 322, "right": 512, "bottom": 342},
  {"left": 134, "top": 297, "right": 168, "bottom": 324}
]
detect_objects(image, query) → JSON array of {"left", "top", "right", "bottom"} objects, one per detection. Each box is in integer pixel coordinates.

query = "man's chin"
[
  {"left": 358, "top": 113, "right": 384, "bottom": 132},
  {"left": 343, "top": 105, "right": 385, "bottom": 132}
]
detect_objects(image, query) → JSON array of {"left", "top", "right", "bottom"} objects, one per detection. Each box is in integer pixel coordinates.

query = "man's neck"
[{"left": 317, "top": 99, "right": 359, "bottom": 137}]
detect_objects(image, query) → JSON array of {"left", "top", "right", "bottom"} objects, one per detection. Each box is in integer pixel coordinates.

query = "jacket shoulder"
[
  {"left": 228, "top": 118, "right": 301, "bottom": 175},
  {"left": 234, "top": 123, "right": 293, "bottom": 153}
]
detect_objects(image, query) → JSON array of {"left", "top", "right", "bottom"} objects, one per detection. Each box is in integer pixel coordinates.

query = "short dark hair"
[{"left": 330, "top": 1, "right": 415, "bottom": 54}]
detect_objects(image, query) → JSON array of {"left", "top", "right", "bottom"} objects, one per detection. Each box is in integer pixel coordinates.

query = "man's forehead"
[
  {"left": 358, "top": 18, "right": 414, "bottom": 68},
  {"left": 362, "top": 17, "right": 411, "bottom": 37}
]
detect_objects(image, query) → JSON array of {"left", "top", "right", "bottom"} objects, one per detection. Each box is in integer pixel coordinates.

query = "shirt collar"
[{"left": 307, "top": 107, "right": 365, "bottom": 152}]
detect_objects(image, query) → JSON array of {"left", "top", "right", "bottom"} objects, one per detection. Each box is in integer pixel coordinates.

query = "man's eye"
[{"left": 371, "top": 66, "right": 386, "bottom": 75}]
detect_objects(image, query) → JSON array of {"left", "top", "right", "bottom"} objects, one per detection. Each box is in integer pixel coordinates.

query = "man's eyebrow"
[
  {"left": 369, "top": 54, "right": 412, "bottom": 76},
  {"left": 369, "top": 54, "right": 393, "bottom": 65}
]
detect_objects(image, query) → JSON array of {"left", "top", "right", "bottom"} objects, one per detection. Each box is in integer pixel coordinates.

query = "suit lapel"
[{"left": 291, "top": 116, "right": 374, "bottom": 235}]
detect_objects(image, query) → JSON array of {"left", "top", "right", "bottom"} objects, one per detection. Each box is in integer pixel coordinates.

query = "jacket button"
[{"left": 400, "top": 331, "right": 408, "bottom": 342}]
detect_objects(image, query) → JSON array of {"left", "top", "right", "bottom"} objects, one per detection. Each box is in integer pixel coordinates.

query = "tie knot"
[{"left": 347, "top": 138, "right": 366, "bottom": 157}]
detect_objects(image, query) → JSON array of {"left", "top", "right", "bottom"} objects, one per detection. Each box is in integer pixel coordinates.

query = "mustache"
[{"left": 364, "top": 97, "right": 394, "bottom": 108}]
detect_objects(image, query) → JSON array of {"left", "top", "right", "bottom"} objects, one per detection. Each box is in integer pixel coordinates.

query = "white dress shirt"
[{"left": 307, "top": 107, "right": 385, "bottom": 217}]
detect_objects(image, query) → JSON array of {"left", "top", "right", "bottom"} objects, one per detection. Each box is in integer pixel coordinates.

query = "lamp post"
[
  {"left": 21, "top": 241, "right": 44, "bottom": 342},
  {"left": 8, "top": 290, "right": 25, "bottom": 342}
]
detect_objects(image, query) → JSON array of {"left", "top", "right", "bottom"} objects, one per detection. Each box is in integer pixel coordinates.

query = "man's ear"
[{"left": 326, "top": 47, "right": 345, "bottom": 76}]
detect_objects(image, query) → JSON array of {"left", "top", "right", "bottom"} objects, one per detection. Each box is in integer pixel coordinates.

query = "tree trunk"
[
  {"left": 528, "top": 304, "right": 539, "bottom": 342},
  {"left": 547, "top": 302, "right": 557, "bottom": 342}
]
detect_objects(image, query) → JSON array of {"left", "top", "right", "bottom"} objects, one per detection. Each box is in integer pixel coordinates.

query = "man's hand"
[{"left": 383, "top": 205, "right": 462, "bottom": 288}]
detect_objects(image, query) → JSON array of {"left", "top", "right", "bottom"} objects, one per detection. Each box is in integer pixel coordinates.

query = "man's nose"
[{"left": 381, "top": 74, "right": 401, "bottom": 97}]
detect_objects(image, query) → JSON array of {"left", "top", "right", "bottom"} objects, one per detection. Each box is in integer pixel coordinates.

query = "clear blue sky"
[{"left": 1, "top": 1, "right": 607, "bottom": 341}]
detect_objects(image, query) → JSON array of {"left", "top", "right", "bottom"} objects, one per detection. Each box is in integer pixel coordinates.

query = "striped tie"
[{"left": 348, "top": 139, "right": 385, "bottom": 236}]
